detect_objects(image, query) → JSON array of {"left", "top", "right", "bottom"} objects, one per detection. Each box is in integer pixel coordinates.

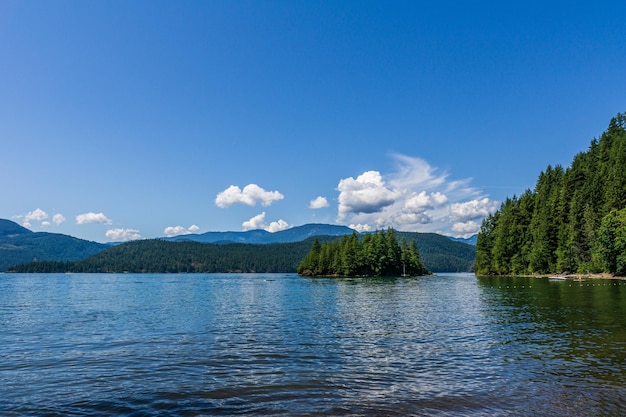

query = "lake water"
[{"left": 1, "top": 273, "right": 626, "bottom": 416}]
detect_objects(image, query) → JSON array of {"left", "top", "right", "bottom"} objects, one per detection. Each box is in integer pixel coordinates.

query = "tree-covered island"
[
  {"left": 297, "top": 228, "right": 430, "bottom": 277},
  {"left": 476, "top": 112, "right": 626, "bottom": 276}
]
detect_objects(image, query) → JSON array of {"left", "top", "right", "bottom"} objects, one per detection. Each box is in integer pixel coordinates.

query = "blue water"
[{"left": 1, "top": 273, "right": 626, "bottom": 416}]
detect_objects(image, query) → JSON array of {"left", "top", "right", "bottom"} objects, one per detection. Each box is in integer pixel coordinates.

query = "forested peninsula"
[
  {"left": 476, "top": 113, "right": 626, "bottom": 276},
  {"left": 298, "top": 229, "right": 430, "bottom": 277}
]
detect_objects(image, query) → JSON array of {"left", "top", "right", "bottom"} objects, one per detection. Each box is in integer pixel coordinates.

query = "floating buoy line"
[{"left": 494, "top": 280, "right": 626, "bottom": 289}]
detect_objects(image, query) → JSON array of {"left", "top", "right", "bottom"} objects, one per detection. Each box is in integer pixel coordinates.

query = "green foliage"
[
  {"left": 11, "top": 231, "right": 475, "bottom": 275},
  {"left": 595, "top": 208, "right": 626, "bottom": 275},
  {"left": 297, "top": 229, "right": 430, "bottom": 277},
  {"left": 476, "top": 112, "right": 626, "bottom": 276},
  {"left": 10, "top": 238, "right": 328, "bottom": 273}
]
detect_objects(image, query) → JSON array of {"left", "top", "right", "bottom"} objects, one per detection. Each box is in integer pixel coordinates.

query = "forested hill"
[
  {"left": 11, "top": 232, "right": 475, "bottom": 274},
  {"left": 476, "top": 112, "right": 626, "bottom": 276},
  {"left": 0, "top": 219, "right": 109, "bottom": 272}
]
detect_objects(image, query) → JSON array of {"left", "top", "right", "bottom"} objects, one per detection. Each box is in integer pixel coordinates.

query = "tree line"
[
  {"left": 476, "top": 113, "right": 626, "bottom": 276},
  {"left": 10, "top": 239, "right": 319, "bottom": 273},
  {"left": 297, "top": 229, "right": 430, "bottom": 277},
  {"left": 10, "top": 231, "right": 475, "bottom": 274}
]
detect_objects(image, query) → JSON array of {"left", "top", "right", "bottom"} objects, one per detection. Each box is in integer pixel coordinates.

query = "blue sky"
[{"left": 2, "top": 1, "right": 625, "bottom": 242}]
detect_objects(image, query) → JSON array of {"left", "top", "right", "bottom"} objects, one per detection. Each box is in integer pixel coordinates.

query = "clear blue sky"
[{"left": 2, "top": 0, "right": 625, "bottom": 242}]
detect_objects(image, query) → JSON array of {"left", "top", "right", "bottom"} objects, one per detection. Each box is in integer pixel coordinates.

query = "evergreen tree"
[{"left": 475, "top": 112, "right": 626, "bottom": 276}]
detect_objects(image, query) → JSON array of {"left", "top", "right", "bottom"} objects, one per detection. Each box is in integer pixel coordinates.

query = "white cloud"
[
  {"left": 76, "top": 212, "right": 112, "bottom": 225},
  {"left": 334, "top": 154, "right": 499, "bottom": 237},
  {"left": 52, "top": 213, "right": 66, "bottom": 225},
  {"left": 337, "top": 171, "right": 397, "bottom": 220},
  {"left": 15, "top": 209, "right": 66, "bottom": 229},
  {"left": 451, "top": 221, "right": 481, "bottom": 238},
  {"left": 19, "top": 208, "right": 48, "bottom": 227},
  {"left": 242, "top": 212, "right": 290, "bottom": 232},
  {"left": 404, "top": 191, "right": 436, "bottom": 212},
  {"left": 242, "top": 212, "right": 266, "bottom": 231},
  {"left": 309, "top": 196, "right": 329, "bottom": 209},
  {"left": 105, "top": 228, "right": 141, "bottom": 241},
  {"left": 449, "top": 198, "right": 499, "bottom": 222},
  {"left": 350, "top": 223, "right": 372, "bottom": 232},
  {"left": 215, "top": 184, "right": 284, "bottom": 208},
  {"left": 163, "top": 224, "right": 200, "bottom": 237},
  {"left": 266, "top": 219, "right": 290, "bottom": 233},
  {"left": 431, "top": 192, "right": 449, "bottom": 205}
]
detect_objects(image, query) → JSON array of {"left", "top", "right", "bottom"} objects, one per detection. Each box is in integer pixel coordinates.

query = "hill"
[
  {"left": 476, "top": 112, "right": 626, "bottom": 276},
  {"left": 166, "top": 223, "right": 355, "bottom": 244},
  {"left": 400, "top": 232, "right": 476, "bottom": 272},
  {"left": 0, "top": 219, "right": 109, "bottom": 271},
  {"left": 449, "top": 234, "right": 477, "bottom": 246},
  {"left": 11, "top": 230, "right": 475, "bottom": 274}
]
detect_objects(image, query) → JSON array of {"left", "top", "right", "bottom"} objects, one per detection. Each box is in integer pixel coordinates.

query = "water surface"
[{"left": 1, "top": 273, "right": 626, "bottom": 415}]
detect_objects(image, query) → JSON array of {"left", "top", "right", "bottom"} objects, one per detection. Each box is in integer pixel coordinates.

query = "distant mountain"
[
  {"left": 0, "top": 219, "right": 109, "bottom": 271},
  {"left": 448, "top": 234, "right": 478, "bottom": 246},
  {"left": 4, "top": 219, "right": 476, "bottom": 273},
  {"left": 0, "top": 219, "right": 32, "bottom": 237},
  {"left": 14, "top": 228, "right": 476, "bottom": 274},
  {"left": 166, "top": 223, "right": 356, "bottom": 244}
]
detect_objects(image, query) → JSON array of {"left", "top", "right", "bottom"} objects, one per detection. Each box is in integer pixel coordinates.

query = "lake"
[{"left": 1, "top": 273, "right": 626, "bottom": 416}]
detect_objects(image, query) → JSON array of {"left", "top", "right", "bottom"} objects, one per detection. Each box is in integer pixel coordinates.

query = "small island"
[{"left": 297, "top": 228, "right": 430, "bottom": 277}]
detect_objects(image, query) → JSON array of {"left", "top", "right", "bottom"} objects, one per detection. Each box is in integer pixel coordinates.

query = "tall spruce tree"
[{"left": 475, "top": 112, "right": 626, "bottom": 276}]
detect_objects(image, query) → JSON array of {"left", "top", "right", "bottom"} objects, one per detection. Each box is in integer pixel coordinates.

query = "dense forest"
[
  {"left": 10, "top": 238, "right": 323, "bottom": 273},
  {"left": 476, "top": 113, "right": 626, "bottom": 276},
  {"left": 297, "top": 229, "right": 430, "bottom": 277},
  {"left": 11, "top": 231, "right": 474, "bottom": 274}
]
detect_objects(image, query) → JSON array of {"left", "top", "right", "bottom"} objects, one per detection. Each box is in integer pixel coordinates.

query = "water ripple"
[{"left": 1, "top": 273, "right": 626, "bottom": 415}]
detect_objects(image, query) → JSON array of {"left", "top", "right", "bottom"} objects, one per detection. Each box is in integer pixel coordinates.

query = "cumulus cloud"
[
  {"left": 309, "top": 196, "right": 329, "bottom": 209},
  {"left": 15, "top": 209, "right": 66, "bottom": 228},
  {"left": 337, "top": 171, "right": 397, "bottom": 220},
  {"left": 451, "top": 221, "right": 482, "bottom": 238},
  {"left": 76, "top": 212, "right": 112, "bottom": 225},
  {"left": 19, "top": 208, "right": 48, "bottom": 227},
  {"left": 350, "top": 223, "right": 372, "bottom": 232},
  {"left": 163, "top": 224, "right": 200, "bottom": 237},
  {"left": 335, "top": 154, "right": 498, "bottom": 237},
  {"left": 449, "top": 198, "right": 499, "bottom": 222},
  {"left": 242, "top": 213, "right": 266, "bottom": 231},
  {"left": 266, "top": 219, "right": 290, "bottom": 233},
  {"left": 242, "top": 212, "right": 290, "bottom": 232},
  {"left": 52, "top": 213, "right": 66, "bottom": 225},
  {"left": 215, "top": 184, "right": 284, "bottom": 208},
  {"left": 105, "top": 228, "right": 141, "bottom": 241}
]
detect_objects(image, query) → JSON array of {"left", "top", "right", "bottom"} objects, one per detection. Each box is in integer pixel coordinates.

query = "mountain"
[
  {"left": 166, "top": 223, "right": 356, "bottom": 244},
  {"left": 0, "top": 219, "right": 109, "bottom": 271},
  {"left": 3, "top": 219, "right": 476, "bottom": 273},
  {"left": 0, "top": 219, "right": 32, "bottom": 237},
  {"left": 449, "top": 234, "right": 478, "bottom": 246},
  {"left": 12, "top": 229, "right": 476, "bottom": 274},
  {"left": 400, "top": 232, "right": 476, "bottom": 272}
]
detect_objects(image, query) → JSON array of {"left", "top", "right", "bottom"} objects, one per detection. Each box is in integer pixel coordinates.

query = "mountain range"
[
  {"left": 0, "top": 219, "right": 109, "bottom": 272},
  {"left": 165, "top": 223, "right": 356, "bottom": 244},
  {"left": 0, "top": 219, "right": 475, "bottom": 272}
]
